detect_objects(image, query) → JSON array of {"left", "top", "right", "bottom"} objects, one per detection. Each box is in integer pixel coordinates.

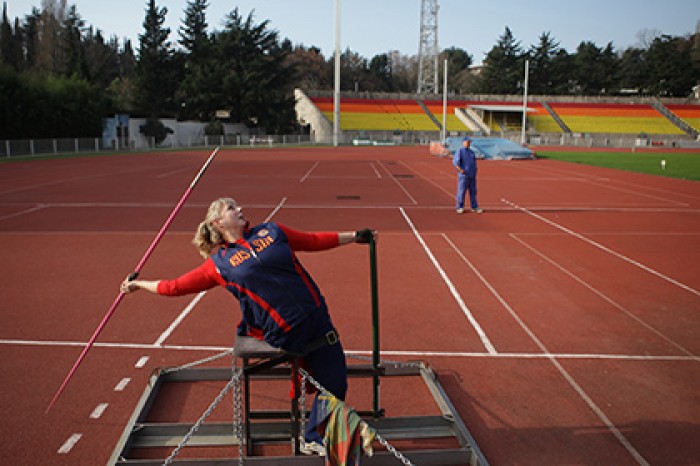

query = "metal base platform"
[{"left": 108, "top": 359, "right": 489, "bottom": 465}]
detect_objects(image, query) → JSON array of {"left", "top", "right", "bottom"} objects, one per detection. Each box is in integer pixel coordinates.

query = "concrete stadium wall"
[{"left": 294, "top": 89, "right": 333, "bottom": 143}]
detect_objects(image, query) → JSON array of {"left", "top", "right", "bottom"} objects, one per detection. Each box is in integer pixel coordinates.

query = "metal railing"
[
  {"left": 0, "top": 134, "right": 316, "bottom": 158},
  {"left": 2, "top": 131, "right": 698, "bottom": 159}
]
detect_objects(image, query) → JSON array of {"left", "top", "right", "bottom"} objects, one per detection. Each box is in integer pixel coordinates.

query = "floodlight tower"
[{"left": 417, "top": 0, "right": 439, "bottom": 94}]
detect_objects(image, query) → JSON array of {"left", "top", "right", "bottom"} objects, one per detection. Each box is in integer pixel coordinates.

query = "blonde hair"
[{"left": 193, "top": 197, "right": 235, "bottom": 258}]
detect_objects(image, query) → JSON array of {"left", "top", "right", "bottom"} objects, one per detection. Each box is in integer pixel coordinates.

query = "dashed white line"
[
  {"left": 135, "top": 356, "right": 149, "bottom": 368},
  {"left": 90, "top": 403, "right": 109, "bottom": 419},
  {"left": 114, "top": 378, "right": 131, "bottom": 391},
  {"left": 57, "top": 433, "right": 82, "bottom": 454}
]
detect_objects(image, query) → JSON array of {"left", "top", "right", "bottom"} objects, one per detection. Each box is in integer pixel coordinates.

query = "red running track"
[{"left": 0, "top": 146, "right": 698, "bottom": 465}]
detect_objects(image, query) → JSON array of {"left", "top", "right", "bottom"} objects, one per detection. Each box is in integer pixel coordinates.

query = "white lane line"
[
  {"left": 89, "top": 403, "right": 109, "bottom": 419},
  {"left": 400, "top": 160, "right": 454, "bottom": 199},
  {"left": 516, "top": 161, "right": 700, "bottom": 202},
  {"left": 114, "top": 378, "right": 131, "bottom": 391},
  {"left": 0, "top": 338, "right": 232, "bottom": 352},
  {"left": 510, "top": 233, "right": 698, "bottom": 360},
  {"left": 515, "top": 231, "right": 700, "bottom": 236},
  {"left": 548, "top": 355, "right": 650, "bottom": 466},
  {"left": 0, "top": 337, "right": 693, "bottom": 361},
  {"left": 443, "top": 232, "right": 650, "bottom": 466},
  {"left": 156, "top": 167, "right": 191, "bottom": 179},
  {"left": 0, "top": 204, "right": 48, "bottom": 221},
  {"left": 370, "top": 162, "right": 383, "bottom": 178},
  {"left": 501, "top": 198, "right": 700, "bottom": 297},
  {"left": 264, "top": 197, "right": 287, "bottom": 222},
  {"left": 1, "top": 202, "right": 695, "bottom": 215},
  {"left": 153, "top": 291, "right": 207, "bottom": 346},
  {"left": 300, "top": 161, "right": 319, "bottom": 182},
  {"left": 346, "top": 350, "right": 695, "bottom": 361},
  {"left": 57, "top": 433, "right": 82, "bottom": 454},
  {"left": 584, "top": 179, "right": 689, "bottom": 207},
  {"left": 399, "top": 208, "right": 497, "bottom": 354},
  {"left": 379, "top": 163, "right": 418, "bottom": 205},
  {"left": 135, "top": 356, "right": 149, "bottom": 368}
]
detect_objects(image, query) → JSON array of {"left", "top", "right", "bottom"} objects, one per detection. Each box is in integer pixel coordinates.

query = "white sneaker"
[
  {"left": 300, "top": 439, "right": 326, "bottom": 456},
  {"left": 456, "top": 208, "right": 464, "bottom": 214},
  {"left": 472, "top": 208, "right": 484, "bottom": 214}
]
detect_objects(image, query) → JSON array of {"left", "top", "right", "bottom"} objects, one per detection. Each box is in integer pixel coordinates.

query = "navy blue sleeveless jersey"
[{"left": 210, "top": 222, "right": 328, "bottom": 347}]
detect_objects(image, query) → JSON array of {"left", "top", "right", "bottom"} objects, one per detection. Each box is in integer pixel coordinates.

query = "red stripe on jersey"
[
  {"left": 226, "top": 281, "right": 292, "bottom": 333},
  {"left": 292, "top": 254, "right": 321, "bottom": 307}
]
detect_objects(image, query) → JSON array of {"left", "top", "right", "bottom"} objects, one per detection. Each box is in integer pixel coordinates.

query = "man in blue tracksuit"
[{"left": 453, "top": 136, "right": 483, "bottom": 214}]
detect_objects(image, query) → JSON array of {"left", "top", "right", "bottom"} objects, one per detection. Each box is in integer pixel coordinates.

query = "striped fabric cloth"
[{"left": 314, "top": 392, "right": 376, "bottom": 466}]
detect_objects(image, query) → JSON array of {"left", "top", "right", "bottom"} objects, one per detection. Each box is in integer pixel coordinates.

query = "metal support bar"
[
  {"left": 115, "top": 449, "right": 474, "bottom": 465},
  {"left": 237, "top": 343, "right": 302, "bottom": 456},
  {"left": 369, "top": 236, "right": 382, "bottom": 418},
  {"left": 110, "top": 361, "right": 489, "bottom": 466}
]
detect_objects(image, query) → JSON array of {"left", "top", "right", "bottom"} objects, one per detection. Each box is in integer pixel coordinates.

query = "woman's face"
[{"left": 215, "top": 200, "right": 247, "bottom": 233}]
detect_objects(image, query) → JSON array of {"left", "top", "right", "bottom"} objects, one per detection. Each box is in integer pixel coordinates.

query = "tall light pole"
[
  {"left": 441, "top": 59, "right": 448, "bottom": 142},
  {"left": 520, "top": 59, "right": 529, "bottom": 145},
  {"left": 333, "top": 0, "right": 341, "bottom": 146}
]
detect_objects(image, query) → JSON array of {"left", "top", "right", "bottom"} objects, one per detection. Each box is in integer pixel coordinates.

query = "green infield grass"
[{"left": 537, "top": 150, "right": 700, "bottom": 181}]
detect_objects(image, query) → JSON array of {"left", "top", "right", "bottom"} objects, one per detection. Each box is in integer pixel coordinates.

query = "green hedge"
[{"left": 0, "top": 68, "right": 112, "bottom": 139}]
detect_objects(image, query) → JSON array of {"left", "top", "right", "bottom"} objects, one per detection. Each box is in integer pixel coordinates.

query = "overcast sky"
[{"left": 6, "top": 0, "right": 699, "bottom": 64}]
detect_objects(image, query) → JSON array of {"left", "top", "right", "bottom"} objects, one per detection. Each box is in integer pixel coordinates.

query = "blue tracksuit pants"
[{"left": 456, "top": 173, "right": 479, "bottom": 210}]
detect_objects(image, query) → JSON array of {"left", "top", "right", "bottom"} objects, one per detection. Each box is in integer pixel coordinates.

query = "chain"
[
  {"left": 375, "top": 432, "right": 415, "bottom": 466},
  {"left": 299, "top": 371, "right": 307, "bottom": 442},
  {"left": 232, "top": 358, "right": 245, "bottom": 465},
  {"left": 162, "top": 367, "right": 241, "bottom": 465},
  {"left": 298, "top": 368, "right": 324, "bottom": 392},
  {"left": 161, "top": 349, "right": 234, "bottom": 374},
  {"left": 297, "top": 368, "right": 415, "bottom": 466},
  {"left": 160, "top": 356, "right": 416, "bottom": 465}
]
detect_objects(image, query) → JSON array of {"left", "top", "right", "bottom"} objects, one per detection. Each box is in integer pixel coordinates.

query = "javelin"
[{"left": 46, "top": 146, "right": 220, "bottom": 413}]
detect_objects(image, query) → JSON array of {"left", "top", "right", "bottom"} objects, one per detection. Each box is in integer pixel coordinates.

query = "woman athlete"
[{"left": 121, "top": 197, "right": 375, "bottom": 453}]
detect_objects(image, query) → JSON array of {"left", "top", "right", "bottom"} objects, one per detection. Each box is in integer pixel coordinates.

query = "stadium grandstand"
[
  {"left": 547, "top": 102, "right": 685, "bottom": 135},
  {"left": 295, "top": 89, "right": 700, "bottom": 148},
  {"left": 665, "top": 103, "right": 700, "bottom": 132}
]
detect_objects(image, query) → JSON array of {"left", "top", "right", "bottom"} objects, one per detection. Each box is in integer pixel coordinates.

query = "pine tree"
[
  {"left": 177, "top": 0, "right": 217, "bottom": 120},
  {"left": 528, "top": 32, "right": 561, "bottom": 95},
  {"left": 135, "top": 0, "right": 176, "bottom": 116},
  {"left": 477, "top": 27, "right": 524, "bottom": 94},
  {"left": 178, "top": 0, "right": 208, "bottom": 55},
  {"left": 572, "top": 41, "right": 617, "bottom": 94},
  {"left": 59, "top": 5, "right": 86, "bottom": 78},
  {"left": 215, "top": 8, "right": 296, "bottom": 133},
  {"left": 644, "top": 35, "right": 698, "bottom": 96},
  {"left": 440, "top": 47, "right": 473, "bottom": 94}
]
